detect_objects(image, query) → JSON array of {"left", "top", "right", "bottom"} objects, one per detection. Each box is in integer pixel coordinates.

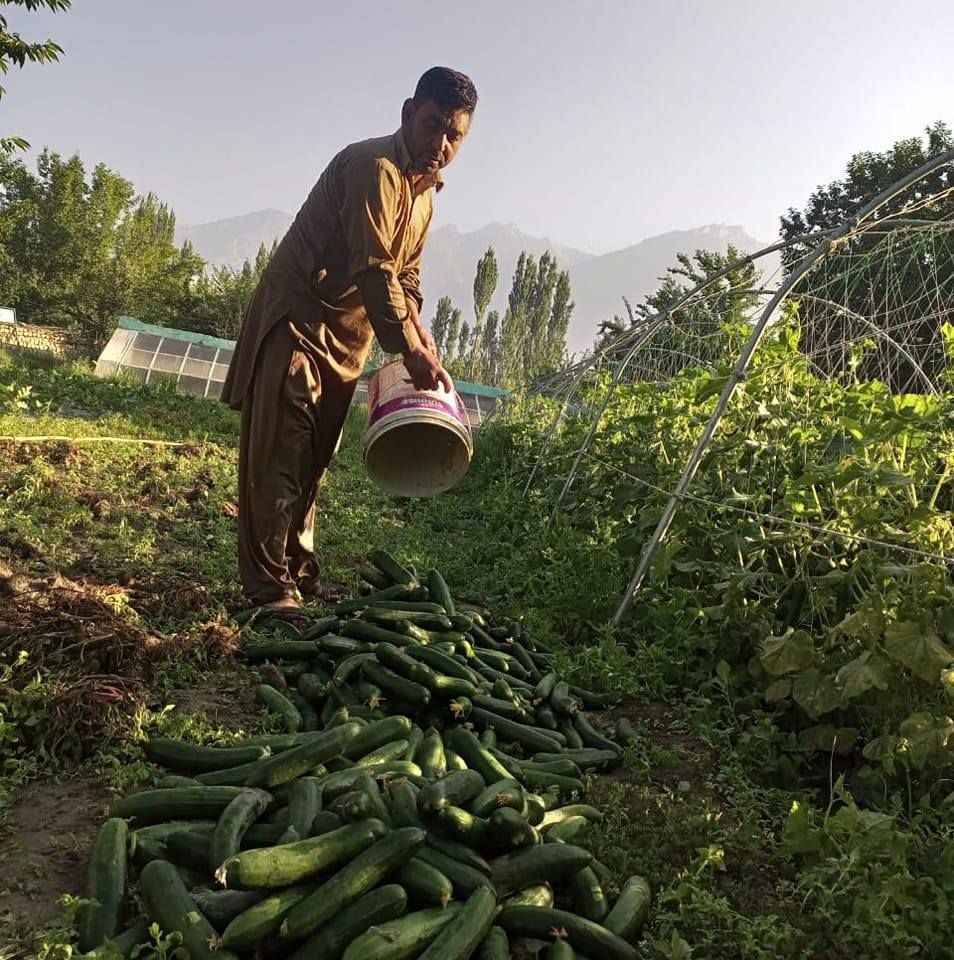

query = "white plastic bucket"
[{"left": 362, "top": 359, "right": 473, "bottom": 498}]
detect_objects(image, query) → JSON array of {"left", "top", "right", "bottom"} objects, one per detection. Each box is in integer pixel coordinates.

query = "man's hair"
[{"left": 414, "top": 67, "right": 478, "bottom": 114}]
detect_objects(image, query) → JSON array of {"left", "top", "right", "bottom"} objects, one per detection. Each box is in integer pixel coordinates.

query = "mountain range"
[{"left": 176, "top": 213, "right": 776, "bottom": 354}]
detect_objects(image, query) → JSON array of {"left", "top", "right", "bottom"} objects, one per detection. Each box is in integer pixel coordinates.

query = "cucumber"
[
  {"left": 210, "top": 788, "right": 272, "bottom": 872},
  {"left": 534, "top": 672, "right": 559, "bottom": 702},
  {"left": 557, "top": 718, "right": 585, "bottom": 750},
  {"left": 322, "top": 633, "right": 376, "bottom": 656},
  {"left": 248, "top": 722, "right": 362, "bottom": 787},
  {"left": 547, "top": 942, "right": 577, "bottom": 960},
  {"left": 570, "top": 865, "right": 609, "bottom": 921},
  {"left": 110, "top": 786, "right": 255, "bottom": 824},
  {"left": 334, "top": 652, "right": 379, "bottom": 685},
  {"left": 524, "top": 792, "right": 547, "bottom": 826},
  {"left": 155, "top": 774, "right": 201, "bottom": 788},
  {"left": 286, "top": 883, "right": 408, "bottom": 960},
  {"left": 416, "top": 846, "right": 494, "bottom": 897},
  {"left": 404, "top": 724, "right": 424, "bottom": 761},
  {"left": 615, "top": 718, "right": 638, "bottom": 745},
  {"left": 444, "top": 748, "right": 468, "bottom": 772},
  {"left": 365, "top": 608, "right": 454, "bottom": 631},
  {"left": 343, "top": 620, "right": 420, "bottom": 647},
  {"left": 491, "top": 844, "right": 593, "bottom": 895},
  {"left": 387, "top": 778, "right": 425, "bottom": 829},
  {"left": 352, "top": 773, "right": 394, "bottom": 826},
  {"left": 242, "top": 640, "right": 321, "bottom": 662},
  {"left": 79, "top": 918, "right": 149, "bottom": 959},
  {"left": 573, "top": 714, "right": 620, "bottom": 752},
  {"left": 468, "top": 778, "right": 525, "bottom": 818},
  {"left": 476, "top": 925, "right": 510, "bottom": 960},
  {"left": 143, "top": 739, "right": 269, "bottom": 774},
  {"left": 329, "top": 789, "right": 374, "bottom": 822},
  {"left": 356, "top": 739, "right": 410, "bottom": 767},
  {"left": 415, "top": 727, "right": 447, "bottom": 779},
  {"left": 426, "top": 569, "right": 456, "bottom": 615},
  {"left": 285, "top": 776, "right": 322, "bottom": 839},
  {"left": 343, "top": 904, "right": 463, "bottom": 960},
  {"left": 536, "top": 706, "right": 560, "bottom": 730},
  {"left": 362, "top": 660, "right": 431, "bottom": 708},
  {"left": 166, "top": 829, "right": 214, "bottom": 873},
  {"left": 370, "top": 550, "right": 417, "bottom": 586},
  {"left": 543, "top": 816, "right": 590, "bottom": 843},
  {"left": 550, "top": 681, "right": 581, "bottom": 716},
  {"left": 358, "top": 565, "right": 391, "bottom": 590},
  {"left": 418, "top": 770, "right": 486, "bottom": 815},
  {"left": 337, "top": 583, "right": 412, "bottom": 615},
  {"left": 473, "top": 695, "right": 530, "bottom": 721},
  {"left": 405, "top": 645, "right": 482, "bottom": 685},
  {"left": 518, "top": 768, "right": 584, "bottom": 797},
  {"left": 372, "top": 599, "right": 448, "bottom": 613},
  {"left": 497, "top": 905, "right": 638, "bottom": 960},
  {"left": 194, "top": 756, "right": 272, "bottom": 786},
  {"left": 344, "top": 716, "right": 414, "bottom": 759},
  {"left": 487, "top": 806, "right": 540, "bottom": 851},
  {"left": 479, "top": 728, "right": 497, "bottom": 749},
  {"left": 221, "top": 882, "right": 314, "bottom": 949},
  {"left": 280, "top": 827, "right": 427, "bottom": 941},
  {"left": 434, "top": 805, "right": 490, "bottom": 847},
  {"left": 470, "top": 708, "right": 564, "bottom": 753},
  {"left": 78, "top": 818, "right": 128, "bottom": 951},
  {"left": 510, "top": 642, "right": 541, "bottom": 681},
  {"left": 397, "top": 857, "right": 454, "bottom": 907},
  {"left": 541, "top": 804, "right": 604, "bottom": 827},
  {"left": 216, "top": 819, "right": 387, "bottom": 889},
  {"left": 416, "top": 886, "right": 496, "bottom": 960},
  {"left": 310, "top": 810, "right": 344, "bottom": 836},
  {"left": 506, "top": 883, "right": 554, "bottom": 907},
  {"left": 444, "top": 727, "right": 513, "bottom": 783},
  {"left": 478, "top": 666, "right": 535, "bottom": 693},
  {"left": 603, "top": 876, "right": 651, "bottom": 942},
  {"left": 523, "top": 758, "right": 584, "bottom": 778},
  {"left": 139, "top": 859, "right": 238, "bottom": 960},
  {"left": 193, "top": 887, "right": 266, "bottom": 927},
  {"left": 426, "top": 832, "right": 493, "bottom": 875},
  {"left": 300, "top": 615, "right": 341, "bottom": 639},
  {"left": 255, "top": 683, "right": 303, "bottom": 732},
  {"left": 568, "top": 685, "right": 621, "bottom": 710}
]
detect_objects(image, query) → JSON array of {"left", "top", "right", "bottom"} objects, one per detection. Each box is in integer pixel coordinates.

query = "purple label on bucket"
[{"left": 368, "top": 394, "right": 466, "bottom": 427}]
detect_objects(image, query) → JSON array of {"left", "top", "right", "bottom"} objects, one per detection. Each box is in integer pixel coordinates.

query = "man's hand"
[
  {"left": 406, "top": 299, "right": 438, "bottom": 356},
  {"left": 404, "top": 346, "right": 453, "bottom": 394}
]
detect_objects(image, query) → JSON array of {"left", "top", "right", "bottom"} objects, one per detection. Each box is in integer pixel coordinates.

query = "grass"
[{"left": 1, "top": 350, "right": 951, "bottom": 959}]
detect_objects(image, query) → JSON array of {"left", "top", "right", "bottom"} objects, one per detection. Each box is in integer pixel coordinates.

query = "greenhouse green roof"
[{"left": 115, "top": 316, "right": 509, "bottom": 397}]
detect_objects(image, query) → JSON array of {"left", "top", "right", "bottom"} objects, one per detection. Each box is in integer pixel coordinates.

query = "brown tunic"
[{"left": 223, "top": 129, "right": 442, "bottom": 603}]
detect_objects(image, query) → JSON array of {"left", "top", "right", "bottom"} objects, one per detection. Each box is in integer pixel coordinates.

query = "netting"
[{"left": 523, "top": 147, "right": 954, "bottom": 624}]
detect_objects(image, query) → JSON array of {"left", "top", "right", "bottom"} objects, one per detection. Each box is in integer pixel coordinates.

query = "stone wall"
[{"left": 0, "top": 323, "right": 97, "bottom": 362}]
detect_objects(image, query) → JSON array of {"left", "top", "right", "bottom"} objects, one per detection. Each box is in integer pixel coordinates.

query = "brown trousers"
[{"left": 237, "top": 319, "right": 350, "bottom": 604}]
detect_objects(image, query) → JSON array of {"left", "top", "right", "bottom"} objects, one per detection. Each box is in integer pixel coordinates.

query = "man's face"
[{"left": 401, "top": 98, "right": 471, "bottom": 174}]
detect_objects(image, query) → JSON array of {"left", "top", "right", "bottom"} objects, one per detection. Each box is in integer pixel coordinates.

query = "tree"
[
  {"left": 0, "top": 150, "right": 203, "bottom": 340},
  {"left": 544, "top": 269, "right": 574, "bottom": 373},
  {"left": 430, "top": 295, "right": 455, "bottom": 357},
  {"left": 500, "top": 252, "right": 535, "bottom": 386},
  {"left": 189, "top": 241, "right": 275, "bottom": 339},
  {"left": 779, "top": 122, "right": 954, "bottom": 389},
  {"left": 444, "top": 303, "right": 462, "bottom": 365},
  {"left": 1, "top": 0, "right": 71, "bottom": 155},
  {"left": 456, "top": 321, "right": 470, "bottom": 368},
  {"left": 480, "top": 309, "right": 500, "bottom": 384},
  {"left": 469, "top": 246, "right": 498, "bottom": 381}
]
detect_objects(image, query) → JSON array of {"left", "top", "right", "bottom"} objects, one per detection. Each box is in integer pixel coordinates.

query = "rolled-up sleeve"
[
  {"left": 399, "top": 209, "right": 430, "bottom": 314},
  {"left": 340, "top": 155, "right": 416, "bottom": 355}
]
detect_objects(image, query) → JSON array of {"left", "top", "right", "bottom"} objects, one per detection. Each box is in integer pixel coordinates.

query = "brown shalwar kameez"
[{"left": 222, "top": 130, "right": 442, "bottom": 603}]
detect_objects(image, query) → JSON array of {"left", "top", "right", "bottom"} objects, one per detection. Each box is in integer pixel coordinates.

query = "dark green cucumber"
[
  {"left": 139, "top": 859, "right": 238, "bottom": 960},
  {"left": 416, "top": 846, "right": 494, "bottom": 897},
  {"left": 370, "top": 550, "right": 417, "bottom": 586},
  {"left": 155, "top": 774, "right": 201, "bottom": 788},
  {"left": 289, "top": 691, "right": 319, "bottom": 730},
  {"left": 255, "top": 683, "right": 302, "bottom": 733},
  {"left": 497, "top": 905, "right": 637, "bottom": 960},
  {"left": 242, "top": 640, "right": 321, "bottom": 662},
  {"left": 603, "top": 875, "right": 651, "bottom": 942},
  {"left": 404, "top": 724, "right": 424, "bottom": 761},
  {"left": 210, "top": 788, "right": 272, "bottom": 872},
  {"left": 570, "top": 865, "right": 609, "bottom": 922},
  {"left": 417, "top": 886, "right": 496, "bottom": 960},
  {"left": 444, "top": 747, "right": 468, "bottom": 772},
  {"left": 487, "top": 806, "right": 540, "bottom": 851},
  {"left": 343, "top": 903, "right": 463, "bottom": 960},
  {"left": 337, "top": 583, "right": 412, "bottom": 614},
  {"left": 283, "top": 660, "right": 311, "bottom": 683},
  {"left": 281, "top": 826, "right": 427, "bottom": 941},
  {"left": 471, "top": 708, "right": 564, "bottom": 753},
  {"left": 283, "top": 776, "right": 322, "bottom": 839},
  {"left": 550, "top": 681, "right": 582, "bottom": 716},
  {"left": 568, "top": 685, "right": 621, "bottom": 710},
  {"left": 78, "top": 818, "right": 128, "bottom": 952},
  {"left": 506, "top": 883, "right": 554, "bottom": 907},
  {"left": 110, "top": 786, "right": 255, "bottom": 824},
  {"left": 479, "top": 728, "right": 497, "bottom": 749},
  {"left": 387, "top": 778, "right": 426, "bottom": 828},
  {"left": 166, "top": 829, "right": 214, "bottom": 873},
  {"left": 536, "top": 706, "right": 560, "bottom": 731},
  {"left": 286, "top": 883, "right": 408, "bottom": 960},
  {"left": 534, "top": 672, "right": 559, "bottom": 702},
  {"left": 469, "top": 778, "right": 525, "bottom": 818},
  {"left": 193, "top": 888, "right": 266, "bottom": 927},
  {"left": 544, "top": 816, "right": 591, "bottom": 843},
  {"left": 344, "top": 619, "right": 422, "bottom": 646},
  {"left": 321, "top": 633, "right": 376, "bottom": 656},
  {"left": 418, "top": 769, "right": 486, "bottom": 815},
  {"left": 371, "top": 599, "right": 447, "bottom": 613},
  {"left": 344, "top": 715, "right": 414, "bottom": 759},
  {"left": 444, "top": 727, "right": 513, "bottom": 784},
  {"left": 329, "top": 789, "right": 375, "bottom": 822},
  {"left": 221, "top": 883, "right": 314, "bottom": 950},
  {"left": 435, "top": 805, "right": 490, "bottom": 847},
  {"left": 557, "top": 717, "right": 586, "bottom": 750},
  {"left": 518, "top": 768, "right": 585, "bottom": 796},
  {"left": 248, "top": 721, "right": 362, "bottom": 788},
  {"left": 524, "top": 792, "right": 547, "bottom": 826},
  {"left": 361, "top": 659, "right": 431, "bottom": 708},
  {"left": 415, "top": 727, "right": 447, "bottom": 779},
  {"left": 538, "top": 749, "right": 618, "bottom": 771},
  {"left": 541, "top": 804, "right": 604, "bottom": 827},
  {"left": 547, "top": 942, "right": 577, "bottom": 960},
  {"left": 478, "top": 665, "right": 535, "bottom": 692},
  {"left": 476, "top": 925, "right": 510, "bottom": 960},
  {"left": 358, "top": 565, "right": 391, "bottom": 590},
  {"left": 397, "top": 857, "right": 453, "bottom": 907},
  {"left": 426, "top": 569, "right": 456, "bottom": 615},
  {"left": 310, "top": 810, "right": 344, "bottom": 836},
  {"left": 356, "top": 739, "right": 409, "bottom": 768},
  {"left": 614, "top": 718, "right": 638, "bottom": 744},
  {"left": 522, "top": 758, "right": 584, "bottom": 778},
  {"left": 80, "top": 918, "right": 150, "bottom": 959},
  {"left": 473, "top": 694, "right": 531, "bottom": 721},
  {"left": 405, "top": 645, "right": 482, "bottom": 685},
  {"left": 143, "top": 739, "right": 269, "bottom": 774},
  {"left": 351, "top": 773, "right": 394, "bottom": 826},
  {"left": 334, "top": 652, "right": 380, "bottom": 685},
  {"left": 298, "top": 615, "right": 340, "bottom": 639},
  {"left": 365, "top": 607, "right": 454, "bottom": 631},
  {"left": 510, "top": 642, "right": 541, "bottom": 681},
  {"left": 573, "top": 714, "right": 620, "bottom": 752},
  {"left": 217, "top": 819, "right": 387, "bottom": 889},
  {"left": 491, "top": 844, "right": 593, "bottom": 895}
]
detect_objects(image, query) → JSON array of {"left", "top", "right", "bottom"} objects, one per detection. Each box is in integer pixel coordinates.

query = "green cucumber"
[
  {"left": 536, "top": 706, "right": 560, "bottom": 730},
  {"left": 387, "top": 778, "right": 425, "bottom": 828},
  {"left": 479, "top": 728, "right": 497, "bottom": 749},
  {"left": 415, "top": 727, "right": 447, "bottom": 779},
  {"left": 416, "top": 886, "right": 496, "bottom": 960},
  {"left": 478, "top": 666, "right": 535, "bottom": 693},
  {"left": 143, "top": 739, "right": 269, "bottom": 774},
  {"left": 473, "top": 694, "right": 531, "bottom": 721},
  {"left": 488, "top": 806, "right": 540, "bottom": 851},
  {"left": 248, "top": 722, "right": 362, "bottom": 787},
  {"left": 290, "top": 691, "right": 320, "bottom": 731},
  {"left": 444, "top": 726, "right": 513, "bottom": 783},
  {"left": 570, "top": 865, "right": 609, "bottom": 921},
  {"left": 110, "top": 786, "right": 255, "bottom": 824},
  {"left": 370, "top": 550, "right": 417, "bottom": 586},
  {"left": 310, "top": 810, "right": 344, "bottom": 836},
  {"left": 155, "top": 774, "right": 201, "bottom": 788},
  {"left": 522, "top": 758, "right": 584, "bottom": 778},
  {"left": 568, "top": 685, "right": 621, "bottom": 710},
  {"left": 365, "top": 607, "right": 454, "bottom": 631},
  {"left": 469, "top": 778, "right": 525, "bottom": 818},
  {"left": 476, "top": 925, "right": 510, "bottom": 960},
  {"left": 78, "top": 818, "right": 128, "bottom": 952},
  {"left": 361, "top": 660, "right": 431, "bottom": 708},
  {"left": 418, "top": 770, "right": 486, "bottom": 815},
  {"left": 416, "top": 846, "right": 494, "bottom": 897},
  {"left": 337, "top": 583, "right": 412, "bottom": 614},
  {"left": 334, "top": 652, "right": 379, "bottom": 685},
  {"left": 491, "top": 844, "right": 593, "bottom": 896},
  {"left": 518, "top": 768, "right": 584, "bottom": 797},
  {"left": 166, "top": 829, "right": 213, "bottom": 873},
  {"left": 281, "top": 826, "right": 427, "bottom": 941},
  {"left": 372, "top": 599, "right": 448, "bottom": 613},
  {"left": 296, "top": 672, "right": 328, "bottom": 706},
  {"left": 242, "top": 640, "right": 320, "bottom": 662},
  {"left": 573, "top": 714, "right": 620, "bottom": 752},
  {"left": 345, "top": 716, "right": 414, "bottom": 759},
  {"left": 541, "top": 804, "right": 604, "bottom": 828},
  {"left": 79, "top": 918, "right": 149, "bottom": 959},
  {"left": 426, "top": 569, "right": 456, "bottom": 615},
  {"left": 470, "top": 708, "right": 563, "bottom": 753},
  {"left": 344, "top": 619, "right": 420, "bottom": 646},
  {"left": 221, "top": 882, "right": 314, "bottom": 949},
  {"left": 299, "top": 615, "right": 341, "bottom": 639},
  {"left": 435, "top": 805, "right": 490, "bottom": 847},
  {"left": 356, "top": 738, "right": 409, "bottom": 767},
  {"left": 510, "top": 642, "right": 541, "bottom": 681},
  {"left": 282, "top": 661, "right": 311, "bottom": 684},
  {"left": 193, "top": 888, "right": 266, "bottom": 927},
  {"left": 397, "top": 857, "right": 454, "bottom": 907},
  {"left": 544, "top": 816, "right": 590, "bottom": 843},
  {"left": 139, "top": 859, "right": 238, "bottom": 960},
  {"left": 358, "top": 565, "right": 391, "bottom": 590},
  {"left": 405, "top": 645, "right": 482, "bottom": 684},
  {"left": 352, "top": 773, "right": 394, "bottom": 826},
  {"left": 211, "top": 788, "right": 272, "bottom": 871},
  {"left": 506, "top": 883, "right": 554, "bottom": 907},
  {"left": 343, "top": 904, "right": 463, "bottom": 960},
  {"left": 524, "top": 792, "right": 547, "bottom": 826},
  {"left": 286, "top": 883, "right": 408, "bottom": 960},
  {"left": 550, "top": 681, "right": 581, "bottom": 716},
  {"left": 216, "top": 819, "right": 387, "bottom": 889},
  {"left": 284, "top": 776, "right": 322, "bottom": 839},
  {"left": 615, "top": 718, "right": 638, "bottom": 745},
  {"left": 497, "top": 905, "right": 638, "bottom": 960},
  {"left": 255, "top": 683, "right": 302, "bottom": 732},
  {"left": 444, "top": 748, "right": 468, "bottom": 772},
  {"left": 547, "top": 942, "right": 577, "bottom": 960},
  {"left": 330, "top": 788, "right": 374, "bottom": 822},
  {"left": 403, "top": 724, "right": 424, "bottom": 761},
  {"left": 603, "top": 875, "right": 651, "bottom": 942},
  {"left": 557, "top": 717, "right": 585, "bottom": 750},
  {"left": 534, "top": 672, "right": 559, "bottom": 702},
  {"left": 321, "top": 634, "right": 376, "bottom": 656}
]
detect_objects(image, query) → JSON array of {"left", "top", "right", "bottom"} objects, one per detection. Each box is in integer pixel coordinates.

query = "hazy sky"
[{"left": 5, "top": 0, "right": 954, "bottom": 254}]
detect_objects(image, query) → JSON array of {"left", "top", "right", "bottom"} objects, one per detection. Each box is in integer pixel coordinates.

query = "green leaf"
[
  {"left": 884, "top": 621, "right": 954, "bottom": 684},
  {"left": 942, "top": 667, "right": 954, "bottom": 702},
  {"left": 694, "top": 374, "right": 729, "bottom": 403},
  {"left": 759, "top": 629, "right": 814, "bottom": 676},
  {"left": 792, "top": 668, "right": 840, "bottom": 719},
  {"left": 838, "top": 417, "right": 865, "bottom": 440},
  {"left": 763, "top": 677, "right": 792, "bottom": 703},
  {"left": 898, "top": 712, "right": 954, "bottom": 769},
  {"left": 797, "top": 725, "right": 858, "bottom": 755},
  {"left": 836, "top": 651, "right": 891, "bottom": 702}
]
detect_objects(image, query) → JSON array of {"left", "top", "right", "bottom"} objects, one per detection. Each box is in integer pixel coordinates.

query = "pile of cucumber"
[{"left": 75, "top": 552, "right": 649, "bottom": 960}]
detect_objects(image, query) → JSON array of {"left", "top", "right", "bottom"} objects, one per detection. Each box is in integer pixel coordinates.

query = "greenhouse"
[{"left": 94, "top": 316, "right": 508, "bottom": 427}]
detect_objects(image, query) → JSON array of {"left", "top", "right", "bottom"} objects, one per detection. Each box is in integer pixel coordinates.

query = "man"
[{"left": 222, "top": 66, "right": 477, "bottom": 616}]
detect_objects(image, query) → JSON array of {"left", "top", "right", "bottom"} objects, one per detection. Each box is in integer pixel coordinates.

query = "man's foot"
[
  {"left": 298, "top": 582, "right": 349, "bottom": 604},
  {"left": 257, "top": 596, "right": 312, "bottom": 625}
]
